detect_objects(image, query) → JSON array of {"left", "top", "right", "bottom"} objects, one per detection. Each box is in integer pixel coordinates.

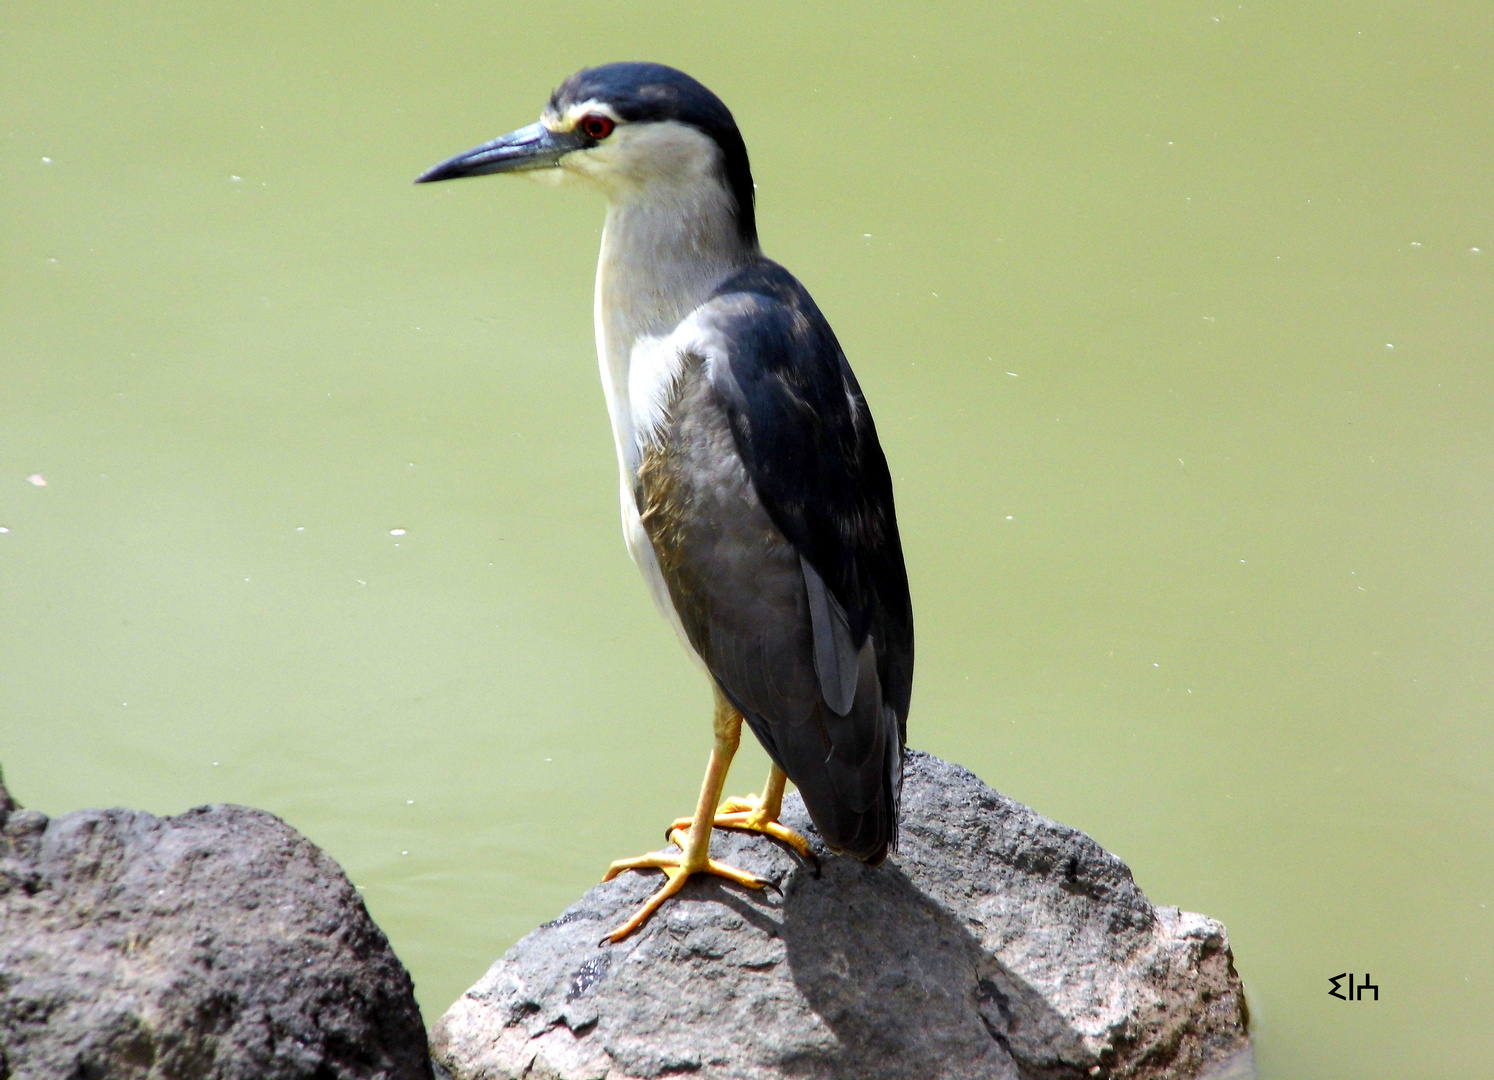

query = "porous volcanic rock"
[
  {"left": 432, "top": 750, "right": 1252, "bottom": 1080},
  {"left": 0, "top": 767, "right": 431, "bottom": 1080}
]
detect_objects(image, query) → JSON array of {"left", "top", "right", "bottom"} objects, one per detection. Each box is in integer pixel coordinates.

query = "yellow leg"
[
  {"left": 602, "top": 690, "right": 771, "bottom": 942},
  {"left": 670, "top": 762, "right": 812, "bottom": 858}
]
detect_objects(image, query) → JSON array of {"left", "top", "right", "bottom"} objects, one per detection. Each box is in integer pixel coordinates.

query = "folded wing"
[{"left": 642, "top": 260, "right": 913, "bottom": 862}]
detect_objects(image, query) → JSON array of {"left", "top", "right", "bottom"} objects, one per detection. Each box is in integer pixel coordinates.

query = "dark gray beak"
[{"left": 415, "top": 122, "right": 585, "bottom": 183}]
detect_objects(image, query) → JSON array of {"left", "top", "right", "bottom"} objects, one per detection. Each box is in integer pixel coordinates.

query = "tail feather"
[{"left": 785, "top": 699, "right": 903, "bottom": 863}]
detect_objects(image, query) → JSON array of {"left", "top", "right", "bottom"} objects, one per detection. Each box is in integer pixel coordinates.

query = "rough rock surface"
[
  {"left": 432, "top": 751, "right": 1252, "bottom": 1080},
  {"left": 0, "top": 767, "right": 431, "bottom": 1080}
]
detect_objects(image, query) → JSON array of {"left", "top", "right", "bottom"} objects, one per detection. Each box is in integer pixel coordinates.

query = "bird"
[{"left": 417, "top": 63, "right": 913, "bottom": 942}]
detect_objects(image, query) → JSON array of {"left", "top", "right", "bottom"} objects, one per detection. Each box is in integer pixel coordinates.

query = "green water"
[{"left": 3, "top": 4, "right": 1491, "bottom": 1075}]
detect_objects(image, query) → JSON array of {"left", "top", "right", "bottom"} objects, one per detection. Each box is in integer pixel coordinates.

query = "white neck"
[{"left": 593, "top": 179, "right": 754, "bottom": 475}]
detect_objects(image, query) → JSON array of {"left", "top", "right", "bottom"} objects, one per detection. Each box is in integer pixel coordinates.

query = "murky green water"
[{"left": 4, "top": 4, "right": 1491, "bottom": 1075}]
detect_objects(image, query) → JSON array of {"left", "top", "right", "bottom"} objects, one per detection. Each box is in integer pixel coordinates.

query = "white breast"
[
  {"left": 611, "top": 319, "right": 722, "bottom": 670},
  {"left": 618, "top": 470, "right": 703, "bottom": 665},
  {"left": 589, "top": 182, "right": 747, "bottom": 669}
]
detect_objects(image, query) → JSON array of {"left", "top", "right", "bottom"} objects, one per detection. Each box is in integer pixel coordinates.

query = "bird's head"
[{"left": 417, "top": 62, "right": 757, "bottom": 246}]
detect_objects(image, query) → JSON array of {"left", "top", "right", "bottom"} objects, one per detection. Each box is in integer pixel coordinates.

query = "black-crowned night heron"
[{"left": 418, "top": 62, "right": 913, "bottom": 942}]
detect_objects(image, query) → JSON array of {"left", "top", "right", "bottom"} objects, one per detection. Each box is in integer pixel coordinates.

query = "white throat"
[
  {"left": 593, "top": 177, "right": 753, "bottom": 478},
  {"left": 569, "top": 120, "right": 757, "bottom": 662}
]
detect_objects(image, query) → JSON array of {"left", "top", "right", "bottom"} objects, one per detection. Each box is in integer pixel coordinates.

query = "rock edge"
[
  {"left": 0, "top": 766, "right": 432, "bottom": 1080},
  {"left": 432, "top": 750, "right": 1252, "bottom": 1080}
]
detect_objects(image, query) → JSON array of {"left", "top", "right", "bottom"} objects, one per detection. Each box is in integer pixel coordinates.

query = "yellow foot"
[
  {"left": 601, "top": 828, "right": 774, "bottom": 943},
  {"left": 670, "top": 793, "right": 813, "bottom": 859}
]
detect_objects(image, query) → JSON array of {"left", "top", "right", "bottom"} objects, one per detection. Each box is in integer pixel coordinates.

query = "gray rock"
[
  {"left": 0, "top": 765, "right": 431, "bottom": 1080},
  {"left": 432, "top": 751, "right": 1252, "bottom": 1080}
]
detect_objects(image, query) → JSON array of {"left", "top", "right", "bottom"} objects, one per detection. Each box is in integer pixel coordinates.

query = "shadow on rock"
[
  {"left": 782, "top": 857, "right": 1088, "bottom": 1080},
  {"left": 431, "top": 750, "right": 1253, "bottom": 1080}
]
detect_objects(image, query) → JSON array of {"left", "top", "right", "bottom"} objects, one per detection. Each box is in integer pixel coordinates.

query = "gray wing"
[{"left": 635, "top": 278, "right": 910, "bottom": 862}]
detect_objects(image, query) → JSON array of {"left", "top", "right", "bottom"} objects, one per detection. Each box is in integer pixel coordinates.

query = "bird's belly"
[
  {"left": 619, "top": 477, "right": 706, "bottom": 670},
  {"left": 634, "top": 359, "right": 818, "bottom": 721}
]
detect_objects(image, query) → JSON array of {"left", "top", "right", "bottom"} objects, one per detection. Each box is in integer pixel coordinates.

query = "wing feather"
[
  {"left": 695, "top": 260, "right": 915, "bottom": 861},
  {"left": 801, "top": 554, "right": 859, "bottom": 716}
]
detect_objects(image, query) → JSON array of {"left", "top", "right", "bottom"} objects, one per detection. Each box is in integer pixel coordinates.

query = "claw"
[
  {"left": 604, "top": 721, "right": 796, "bottom": 941},
  {"left": 667, "top": 792, "right": 813, "bottom": 858},
  {"left": 603, "top": 828, "right": 771, "bottom": 942}
]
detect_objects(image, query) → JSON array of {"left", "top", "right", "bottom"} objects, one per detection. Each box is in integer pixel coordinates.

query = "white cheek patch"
[
  {"left": 553, "top": 120, "right": 722, "bottom": 194},
  {"left": 521, "top": 167, "right": 571, "bottom": 187},
  {"left": 532, "top": 101, "right": 625, "bottom": 187},
  {"left": 612, "top": 122, "right": 721, "bottom": 185},
  {"left": 561, "top": 148, "right": 614, "bottom": 182}
]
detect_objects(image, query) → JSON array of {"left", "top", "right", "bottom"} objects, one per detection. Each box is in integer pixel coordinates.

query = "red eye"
[{"left": 579, "top": 113, "right": 615, "bottom": 140}]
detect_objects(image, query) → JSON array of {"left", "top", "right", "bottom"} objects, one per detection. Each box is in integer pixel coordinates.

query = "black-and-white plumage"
[
  {"left": 419, "top": 62, "right": 913, "bottom": 932},
  {"left": 639, "top": 258, "right": 912, "bottom": 860}
]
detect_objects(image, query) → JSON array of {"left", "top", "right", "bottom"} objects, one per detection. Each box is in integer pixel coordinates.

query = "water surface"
[{"left": 3, "top": 4, "right": 1491, "bottom": 1076}]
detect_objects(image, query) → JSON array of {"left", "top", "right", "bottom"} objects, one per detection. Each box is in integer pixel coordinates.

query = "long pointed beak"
[{"left": 415, "top": 122, "right": 585, "bottom": 183}]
